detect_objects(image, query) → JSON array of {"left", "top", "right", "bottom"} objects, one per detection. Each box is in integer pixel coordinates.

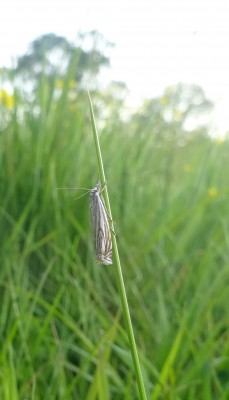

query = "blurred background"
[{"left": 0, "top": 1, "right": 229, "bottom": 399}]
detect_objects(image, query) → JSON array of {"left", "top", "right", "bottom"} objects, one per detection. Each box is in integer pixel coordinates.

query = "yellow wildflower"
[
  {"left": 55, "top": 79, "right": 77, "bottom": 90},
  {"left": 208, "top": 187, "right": 218, "bottom": 199},
  {"left": 183, "top": 163, "right": 192, "bottom": 173},
  {"left": 0, "top": 89, "right": 14, "bottom": 109},
  {"left": 214, "top": 137, "right": 224, "bottom": 145},
  {"left": 69, "top": 80, "right": 76, "bottom": 89},
  {"left": 55, "top": 79, "right": 64, "bottom": 89}
]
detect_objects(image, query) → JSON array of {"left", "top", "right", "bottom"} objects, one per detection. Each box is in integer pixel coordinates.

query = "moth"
[{"left": 90, "top": 182, "right": 112, "bottom": 265}]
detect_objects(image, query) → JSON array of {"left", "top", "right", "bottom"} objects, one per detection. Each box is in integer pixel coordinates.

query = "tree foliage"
[
  {"left": 1, "top": 31, "right": 216, "bottom": 141},
  {"left": 12, "top": 31, "right": 112, "bottom": 87},
  {"left": 130, "top": 83, "right": 214, "bottom": 139}
]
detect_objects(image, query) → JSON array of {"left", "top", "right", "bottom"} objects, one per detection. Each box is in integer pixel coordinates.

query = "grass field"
[{"left": 0, "top": 79, "right": 229, "bottom": 400}]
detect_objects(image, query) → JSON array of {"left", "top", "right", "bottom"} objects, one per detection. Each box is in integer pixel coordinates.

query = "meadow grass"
[{"left": 0, "top": 75, "right": 229, "bottom": 399}]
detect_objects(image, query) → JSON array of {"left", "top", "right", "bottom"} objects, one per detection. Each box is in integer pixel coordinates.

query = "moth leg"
[{"left": 100, "top": 180, "right": 107, "bottom": 193}]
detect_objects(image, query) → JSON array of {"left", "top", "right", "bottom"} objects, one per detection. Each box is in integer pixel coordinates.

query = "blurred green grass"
[{"left": 0, "top": 75, "right": 229, "bottom": 400}]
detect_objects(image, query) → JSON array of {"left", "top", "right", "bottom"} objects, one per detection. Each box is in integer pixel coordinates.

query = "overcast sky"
[{"left": 1, "top": 0, "right": 229, "bottom": 134}]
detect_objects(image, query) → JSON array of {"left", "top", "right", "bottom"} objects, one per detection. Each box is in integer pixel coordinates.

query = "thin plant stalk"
[{"left": 88, "top": 92, "right": 148, "bottom": 400}]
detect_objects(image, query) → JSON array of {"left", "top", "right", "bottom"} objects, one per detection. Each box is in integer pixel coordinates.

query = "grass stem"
[{"left": 88, "top": 91, "right": 148, "bottom": 400}]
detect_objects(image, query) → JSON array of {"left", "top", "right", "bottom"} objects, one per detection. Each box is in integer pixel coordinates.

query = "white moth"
[{"left": 90, "top": 182, "right": 112, "bottom": 265}]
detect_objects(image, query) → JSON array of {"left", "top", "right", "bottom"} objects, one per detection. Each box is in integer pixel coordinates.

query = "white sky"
[{"left": 1, "top": 0, "right": 229, "bottom": 134}]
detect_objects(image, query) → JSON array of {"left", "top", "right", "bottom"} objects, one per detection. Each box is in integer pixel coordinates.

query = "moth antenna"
[
  {"left": 56, "top": 187, "right": 90, "bottom": 190},
  {"left": 74, "top": 191, "right": 90, "bottom": 200}
]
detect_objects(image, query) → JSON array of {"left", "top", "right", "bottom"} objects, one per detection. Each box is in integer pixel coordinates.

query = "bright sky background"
[{"left": 1, "top": 0, "right": 229, "bottom": 134}]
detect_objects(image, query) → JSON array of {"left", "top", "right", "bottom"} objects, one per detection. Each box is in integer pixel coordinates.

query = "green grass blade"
[{"left": 88, "top": 91, "right": 148, "bottom": 400}]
